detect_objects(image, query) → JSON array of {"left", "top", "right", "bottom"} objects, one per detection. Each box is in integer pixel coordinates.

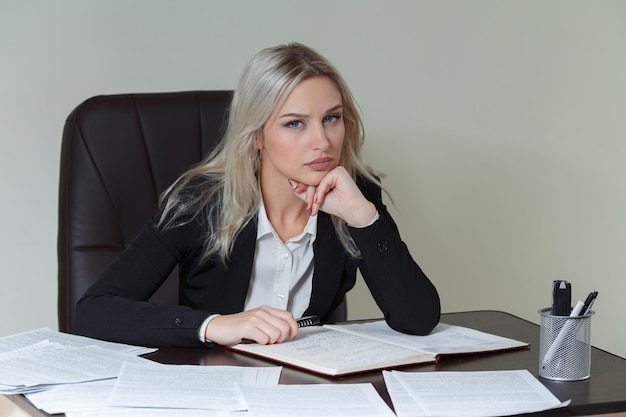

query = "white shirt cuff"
[{"left": 198, "top": 314, "right": 221, "bottom": 343}]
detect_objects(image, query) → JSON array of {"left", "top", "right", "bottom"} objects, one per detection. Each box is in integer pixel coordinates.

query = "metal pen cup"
[{"left": 538, "top": 307, "right": 593, "bottom": 381}]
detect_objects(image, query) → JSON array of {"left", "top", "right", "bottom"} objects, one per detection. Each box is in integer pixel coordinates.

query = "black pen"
[
  {"left": 241, "top": 315, "right": 320, "bottom": 344},
  {"left": 580, "top": 291, "right": 598, "bottom": 316},
  {"left": 296, "top": 315, "right": 320, "bottom": 328}
]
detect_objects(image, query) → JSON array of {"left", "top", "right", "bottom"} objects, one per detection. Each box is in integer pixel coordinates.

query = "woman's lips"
[{"left": 305, "top": 157, "right": 333, "bottom": 171}]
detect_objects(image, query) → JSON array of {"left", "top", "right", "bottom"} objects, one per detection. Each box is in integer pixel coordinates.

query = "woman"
[{"left": 75, "top": 43, "right": 440, "bottom": 347}]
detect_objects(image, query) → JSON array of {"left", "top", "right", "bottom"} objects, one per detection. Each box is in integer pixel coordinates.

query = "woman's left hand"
[{"left": 289, "top": 166, "right": 377, "bottom": 227}]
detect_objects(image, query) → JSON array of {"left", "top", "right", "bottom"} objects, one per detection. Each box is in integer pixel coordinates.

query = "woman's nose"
[{"left": 309, "top": 123, "right": 330, "bottom": 150}]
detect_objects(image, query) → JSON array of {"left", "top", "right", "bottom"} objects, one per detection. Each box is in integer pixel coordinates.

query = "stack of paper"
[
  {"left": 27, "top": 362, "right": 282, "bottom": 415},
  {"left": 0, "top": 328, "right": 155, "bottom": 395},
  {"left": 0, "top": 327, "right": 155, "bottom": 356},
  {"left": 0, "top": 342, "right": 152, "bottom": 394}
]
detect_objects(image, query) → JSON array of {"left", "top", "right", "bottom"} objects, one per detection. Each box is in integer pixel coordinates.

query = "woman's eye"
[
  {"left": 284, "top": 120, "right": 303, "bottom": 128},
  {"left": 324, "top": 114, "right": 341, "bottom": 123}
]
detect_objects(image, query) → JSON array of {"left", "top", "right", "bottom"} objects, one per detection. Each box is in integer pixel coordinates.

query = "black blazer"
[{"left": 75, "top": 179, "right": 440, "bottom": 347}]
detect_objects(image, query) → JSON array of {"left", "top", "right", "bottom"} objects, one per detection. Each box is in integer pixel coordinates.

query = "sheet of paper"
[
  {"left": 65, "top": 408, "right": 247, "bottom": 417},
  {"left": 26, "top": 379, "right": 117, "bottom": 414},
  {"left": 0, "top": 344, "right": 152, "bottom": 394},
  {"left": 325, "top": 321, "right": 528, "bottom": 354},
  {"left": 109, "top": 362, "right": 281, "bottom": 411},
  {"left": 238, "top": 383, "right": 395, "bottom": 417},
  {"left": 381, "top": 371, "right": 429, "bottom": 417},
  {"left": 0, "top": 327, "right": 155, "bottom": 356},
  {"left": 385, "top": 370, "right": 570, "bottom": 417}
]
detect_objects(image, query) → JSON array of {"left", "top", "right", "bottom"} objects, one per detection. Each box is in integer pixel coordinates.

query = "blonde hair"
[{"left": 159, "top": 43, "right": 384, "bottom": 265}]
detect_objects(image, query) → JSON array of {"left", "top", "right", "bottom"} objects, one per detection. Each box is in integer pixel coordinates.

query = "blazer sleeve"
[
  {"left": 74, "top": 213, "right": 211, "bottom": 347},
  {"left": 348, "top": 178, "right": 441, "bottom": 335}
]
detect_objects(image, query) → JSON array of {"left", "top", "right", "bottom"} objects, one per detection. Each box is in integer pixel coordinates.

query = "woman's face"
[{"left": 259, "top": 76, "right": 345, "bottom": 188}]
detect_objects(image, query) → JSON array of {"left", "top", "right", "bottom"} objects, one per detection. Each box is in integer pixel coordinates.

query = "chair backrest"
[{"left": 58, "top": 91, "right": 232, "bottom": 333}]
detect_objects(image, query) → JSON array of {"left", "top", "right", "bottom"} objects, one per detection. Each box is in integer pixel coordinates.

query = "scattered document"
[
  {"left": 29, "top": 378, "right": 248, "bottom": 416},
  {"left": 109, "top": 362, "right": 281, "bottom": 411},
  {"left": 65, "top": 408, "right": 247, "bottom": 417},
  {"left": 238, "top": 383, "right": 395, "bottom": 417},
  {"left": 2, "top": 326, "right": 568, "bottom": 417},
  {"left": 26, "top": 379, "right": 117, "bottom": 414},
  {"left": 0, "top": 327, "right": 155, "bottom": 356},
  {"left": 0, "top": 343, "right": 152, "bottom": 394},
  {"left": 230, "top": 321, "right": 529, "bottom": 376},
  {"left": 383, "top": 369, "right": 570, "bottom": 417}
]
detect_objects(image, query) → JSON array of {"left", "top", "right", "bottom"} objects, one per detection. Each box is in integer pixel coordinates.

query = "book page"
[
  {"left": 231, "top": 326, "right": 434, "bottom": 376},
  {"left": 324, "top": 321, "right": 528, "bottom": 355}
]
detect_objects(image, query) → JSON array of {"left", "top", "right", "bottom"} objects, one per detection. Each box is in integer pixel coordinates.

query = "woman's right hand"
[{"left": 204, "top": 305, "right": 299, "bottom": 346}]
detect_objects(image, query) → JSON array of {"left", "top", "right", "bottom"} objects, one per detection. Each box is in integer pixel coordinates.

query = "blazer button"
[
  {"left": 377, "top": 241, "right": 388, "bottom": 253},
  {"left": 174, "top": 318, "right": 184, "bottom": 326}
]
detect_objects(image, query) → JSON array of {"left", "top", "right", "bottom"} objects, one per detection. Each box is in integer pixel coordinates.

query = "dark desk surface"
[{"left": 8, "top": 310, "right": 626, "bottom": 416}]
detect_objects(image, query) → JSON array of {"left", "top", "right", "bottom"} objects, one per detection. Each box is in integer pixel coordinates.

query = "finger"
[
  {"left": 249, "top": 307, "right": 298, "bottom": 344},
  {"left": 288, "top": 178, "right": 308, "bottom": 195},
  {"left": 311, "top": 176, "right": 336, "bottom": 215},
  {"left": 265, "top": 307, "right": 299, "bottom": 341},
  {"left": 304, "top": 185, "right": 316, "bottom": 211}
]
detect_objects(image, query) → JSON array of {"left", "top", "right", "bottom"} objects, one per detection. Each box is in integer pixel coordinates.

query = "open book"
[{"left": 230, "top": 320, "right": 529, "bottom": 376}]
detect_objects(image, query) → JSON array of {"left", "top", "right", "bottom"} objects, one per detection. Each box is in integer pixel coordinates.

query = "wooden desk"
[{"left": 7, "top": 310, "right": 626, "bottom": 416}]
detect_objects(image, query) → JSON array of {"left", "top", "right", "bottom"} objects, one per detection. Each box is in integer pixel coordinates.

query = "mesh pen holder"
[{"left": 538, "top": 307, "right": 593, "bottom": 381}]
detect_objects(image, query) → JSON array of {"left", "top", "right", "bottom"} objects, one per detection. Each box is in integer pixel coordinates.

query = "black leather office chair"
[{"left": 57, "top": 90, "right": 346, "bottom": 334}]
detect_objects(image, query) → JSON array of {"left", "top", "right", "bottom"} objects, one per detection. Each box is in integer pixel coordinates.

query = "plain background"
[{"left": 1, "top": 1, "right": 624, "bottom": 359}]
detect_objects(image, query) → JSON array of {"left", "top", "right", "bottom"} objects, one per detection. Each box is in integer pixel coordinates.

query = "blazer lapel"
[
  {"left": 223, "top": 217, "right": 258, "bottom": 311},
  {"left": 307, "top": 213, "right": 346, "bottom": 315}
]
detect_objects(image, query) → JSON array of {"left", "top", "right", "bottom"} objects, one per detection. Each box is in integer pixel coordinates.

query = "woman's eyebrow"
[{"left": 279, "top": 104, "right": 343, "bottom": 119}]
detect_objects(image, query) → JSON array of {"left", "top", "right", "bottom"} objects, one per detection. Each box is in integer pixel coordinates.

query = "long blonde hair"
[{"left": 159, "top": 43, "right": 383, "bottom": 265}]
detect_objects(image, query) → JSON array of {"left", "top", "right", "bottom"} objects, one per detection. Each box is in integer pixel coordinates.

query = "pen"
[
  {"left": 296, "top": 315, "right": 320, "bottom": 328},
  {"left": 581, "top": 291, "right": 598, "bottom": 316},
  {"left": 241, "top": 315, "right": 320, "bottom": 344}
]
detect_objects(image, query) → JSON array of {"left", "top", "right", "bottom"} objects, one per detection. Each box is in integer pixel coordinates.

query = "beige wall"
[{"left": 1, "top": 1, "right": 624, "bottom": 359}]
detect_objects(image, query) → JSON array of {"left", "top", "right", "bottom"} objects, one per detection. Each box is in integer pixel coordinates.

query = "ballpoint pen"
[
  {"left": 581, "top": 291, "right": 598, "bottom": 316},
  {"left": 241, "top": 315, "right": 320, "bottom": 344}
]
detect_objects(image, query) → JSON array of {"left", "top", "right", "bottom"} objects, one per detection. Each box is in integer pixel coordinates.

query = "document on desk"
[
  {"left": 230, "top": 320, "right": 529, "bottom": 376},
  {"left": 0, "top": 327, "right": 155, "bottom": 356},
  {"left": 0, "top": 342, "right": 152, "bottom": 394},
  {"left": 238, "top": 383, "right": 395, "bottom": 417},
  {"left": 26, "top": 379, "right": 117, "bottom": 414},
  {"left": 28, "top": 379, "right": 253, "bottom": 416},
  {"left": 108, "top": 361, "right": 281, "bottom": 411},
  {"left": 64, "top": 409, "right": 242, "bottom": 417},
  {"left": 383, "top": 369, "right": 570, "bottom": 417}
]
